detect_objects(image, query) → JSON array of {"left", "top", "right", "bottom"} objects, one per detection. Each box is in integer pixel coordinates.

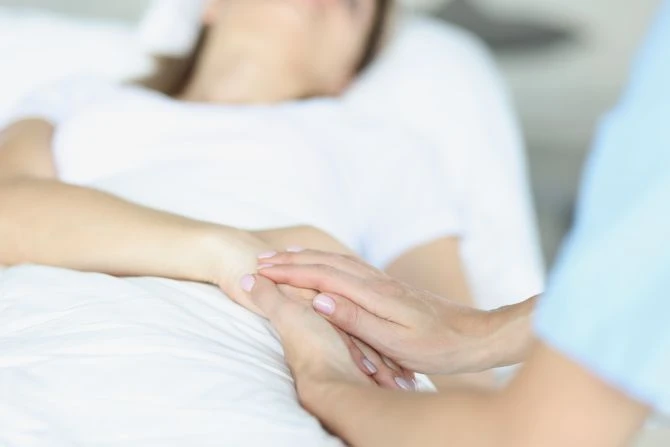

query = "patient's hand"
[
  {"left": 223, "top": 225, "right": 413, "bottom": 387},
  {"left": 242, "top": 275, "right": 417, "bottom": 391},
  {"left": 269, "top": 284, "right": 415, "bottom": 389}
]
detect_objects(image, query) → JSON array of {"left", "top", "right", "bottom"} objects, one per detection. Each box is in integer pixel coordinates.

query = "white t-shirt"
[{"left": 7, "top": 77, "right": 460, "bottom": 268}]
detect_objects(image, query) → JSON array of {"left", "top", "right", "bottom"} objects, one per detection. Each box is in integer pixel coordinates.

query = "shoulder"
[{"left": 2, "top": 76, "right": 132, "bottom": 129}]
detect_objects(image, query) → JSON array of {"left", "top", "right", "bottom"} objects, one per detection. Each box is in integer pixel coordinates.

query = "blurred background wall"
[
  {"left": 485, "top": 0, "right": 660, "bottom": 262},
  {"left": 0, "top": 0, "right": 662, "bottom": 263},
  {"left": 0, "top": 0, "right": 148, "bottom": 19}
]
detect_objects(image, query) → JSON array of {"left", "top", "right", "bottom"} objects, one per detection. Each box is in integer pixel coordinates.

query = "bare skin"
[
  {"left": 257, "top": 250, "right": 534, "bottom": 375},
  {"left": 246, "top": 274, "right": 650, "bottom": 447}
]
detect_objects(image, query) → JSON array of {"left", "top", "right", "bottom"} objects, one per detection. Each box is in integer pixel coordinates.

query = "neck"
[{"left": 179, "top": 42, "right": 306, "bottom": 104}]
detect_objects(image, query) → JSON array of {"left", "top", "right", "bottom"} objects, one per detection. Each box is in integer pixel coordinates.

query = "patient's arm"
[
  {"left": 0, "top": 119, "right": 346, "bottom": 311},
  {"left": 385, "top": 236, "right": 496, "bottom": 389},
  {"left": 0, "top": 119, "right": 413, "bottom": 387}
]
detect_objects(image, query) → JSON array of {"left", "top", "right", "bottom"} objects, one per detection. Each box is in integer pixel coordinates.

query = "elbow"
[{"left": 0, "top": 180, "right": 36, "bottom": 266}]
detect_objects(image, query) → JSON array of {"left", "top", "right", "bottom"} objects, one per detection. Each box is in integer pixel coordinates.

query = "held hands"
[
  {"left": 241, "top": 274, "right": 417, "bottom": 391},
  {"left": 207, "top": 226, "right": 414, "bottom": 390},
  {"left": 254, "top": 250, "right": 501, "bottom": 375}
]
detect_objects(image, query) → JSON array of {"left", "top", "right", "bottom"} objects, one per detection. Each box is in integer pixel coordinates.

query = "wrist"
[
  {"left": 193, "top": 224, "right": 270, "bottom": 287},
  {"left": 296, "top": 375, "right": 364, "bottom": 417},
  {"left": 449, "top": 308, "right": 506, "bottom": 373},
  {"left": 485, "top": 297, "right": 537, "bottom": 368}
]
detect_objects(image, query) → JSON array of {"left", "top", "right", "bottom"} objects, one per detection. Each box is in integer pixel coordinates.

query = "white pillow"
[{"left": 0, "top": 7, "right": 152, "bottom": 125}]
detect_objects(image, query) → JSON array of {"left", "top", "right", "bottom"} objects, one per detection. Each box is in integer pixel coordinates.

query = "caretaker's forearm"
[
  {"left": 301, "top": 380, "right": 505, "bottom": 447},
  {"left": 0, "top": 178, "right": 265, "bottom": 292},
  {"left": 299, "top": 344, "right": 649, "bottom": 447}
]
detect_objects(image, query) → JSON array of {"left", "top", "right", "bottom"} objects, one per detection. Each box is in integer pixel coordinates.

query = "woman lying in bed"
[{"left": 0, "top": 0, "right": 514, "bottom": 445}]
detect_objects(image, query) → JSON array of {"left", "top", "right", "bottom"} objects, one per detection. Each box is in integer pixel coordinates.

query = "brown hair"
[{"left": 138, "top": 0, "right": 395, "bottom": 97}]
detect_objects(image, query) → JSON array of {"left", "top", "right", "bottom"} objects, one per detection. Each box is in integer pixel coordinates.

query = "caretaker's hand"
[
  {"left": 213, "top": 227, "right": 413, "bottom": 387},
  {"left": 257, "top": 250, "right": 536, "bottom": 374},
  {"left": 241, "top": 275, "right": 417, "bottom": 391}
]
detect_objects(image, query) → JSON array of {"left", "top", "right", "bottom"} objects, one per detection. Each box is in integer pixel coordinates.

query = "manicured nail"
[
  {"left": 240, "top": 274, "right": 255, "bottom": 292},
  {"left": 362, "top": 358, "right": 378, "bottom": 375},
  {"left": 286, "top": 246, "right": 304, "bottom": 253},
  {"left": 313, "top": 294, "right": 336, "bottom": 315},
  {"left": 257, "top": 251, "right": 277, "bottom": 259},
  {"left": 395, "top": 377, "right": 413, "bottom": 391},
  {"left": 257, "top": 264, "right": 274, "bottom": 270}
]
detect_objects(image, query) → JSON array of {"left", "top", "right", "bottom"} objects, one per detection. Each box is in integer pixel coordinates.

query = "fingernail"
[
  {"left": 286, "top": 246, "right": 304, "bottom": 253},
  {"left": 257, "top": 251, "right": 277, "bottom": 259},
  {"left": 313, "top": 294, "right": 335, "bottom": 315},
  {"left": 395, "top": 377, "right": 413, "bottom": 391},
  {"left": 257, "top": 264, "right": 274, "bottom": 270},
  {"left": 240, "top": 274, "right": 256, "bottom": 292},
  {"left": 362, "top": 358, "right": 378, "bottom": 375}
]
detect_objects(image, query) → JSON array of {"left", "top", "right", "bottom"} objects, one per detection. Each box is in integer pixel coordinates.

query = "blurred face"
[{"left": 202, "top": 0, "right": 381, "bottom": 98}]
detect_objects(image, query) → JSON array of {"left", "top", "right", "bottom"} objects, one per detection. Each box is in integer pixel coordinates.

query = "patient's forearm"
[
  {"left": 0, "top": 177, "right": 360, "bottom": 311},
  {"left": 0, "top": 178, "right": 264, "bottom": 292}
]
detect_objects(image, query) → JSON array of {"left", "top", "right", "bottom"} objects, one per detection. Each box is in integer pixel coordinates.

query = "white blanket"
[
  {"left": 0, "top": 264, "right": 433, "bottom": 445},
  {"left": 0, "top": 265, "right": 350, "bottom": 446}
]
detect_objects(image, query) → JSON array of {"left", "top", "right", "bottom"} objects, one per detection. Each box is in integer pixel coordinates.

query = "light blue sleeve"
[{"left": 535, "top": 0, "right": 670, "bottom": 414}]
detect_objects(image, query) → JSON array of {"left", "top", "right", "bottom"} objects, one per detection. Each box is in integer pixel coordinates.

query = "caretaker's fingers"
[
  {"left": 259, "top": 264, "right": 400, "bottom": 318},
  {"left": 258, "top": 249, "right": 381, "bottom": 278},
  {"left": 311, "top": 292, "right": 401, "bottom": 347}
]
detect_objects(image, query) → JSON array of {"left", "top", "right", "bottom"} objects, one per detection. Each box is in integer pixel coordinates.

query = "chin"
[{"left": 222, "top": 0, "right": 310, "bottom": 34}]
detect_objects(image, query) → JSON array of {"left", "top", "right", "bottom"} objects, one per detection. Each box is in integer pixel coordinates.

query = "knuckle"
[
  {"left": 340, "top": 253, "right": 359, "bottom": 264},
  {"left": 372, "top": 279, "right": 404, "bottom": 298},
  {"left": 341, "top": 303, "right": 361, "bottom": 330},
  {"left": 270, "top": 252, "right": 295, "bottom": 264},
  {"left": 308, "top": 264, "right": 339, "bottom": 290},
  {"left": 313, "top": 264, "right": 336, "bottom": 277},
  {"left": 332, "top": 253, "right": 350, "bottom": 265}
]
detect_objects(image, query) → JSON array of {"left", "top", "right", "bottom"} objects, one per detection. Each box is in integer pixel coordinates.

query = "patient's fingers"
[
  {"left": 247, "top": 275, "right": 288, "bottom": 321},
  {"left": 259, "top": 264, "right": 398, "bottom": 318},
  {"left": 380, "top": 355, "right": 417, "bottom": 389},
  {"left": 336, "top": 330, "right": 379, "bottom": 379},
  {"left": 259, "top": 250, "right": 381, "bottom": 278},
  {"left": 351, "top": 338, "right": 415, "bottom": 391}
]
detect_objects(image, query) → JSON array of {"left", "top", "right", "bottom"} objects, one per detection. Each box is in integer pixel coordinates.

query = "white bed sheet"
[
  {"left": 0, "top": 265, "right": 344, "bottom": 446},
  {"left": 0, "top": 264, "right": 434, "bottom": 446}
]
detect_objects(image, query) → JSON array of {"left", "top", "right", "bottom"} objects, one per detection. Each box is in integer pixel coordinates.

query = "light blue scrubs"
[{"left": 535, "top": 0, "right": 670, "bottom": 414}]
